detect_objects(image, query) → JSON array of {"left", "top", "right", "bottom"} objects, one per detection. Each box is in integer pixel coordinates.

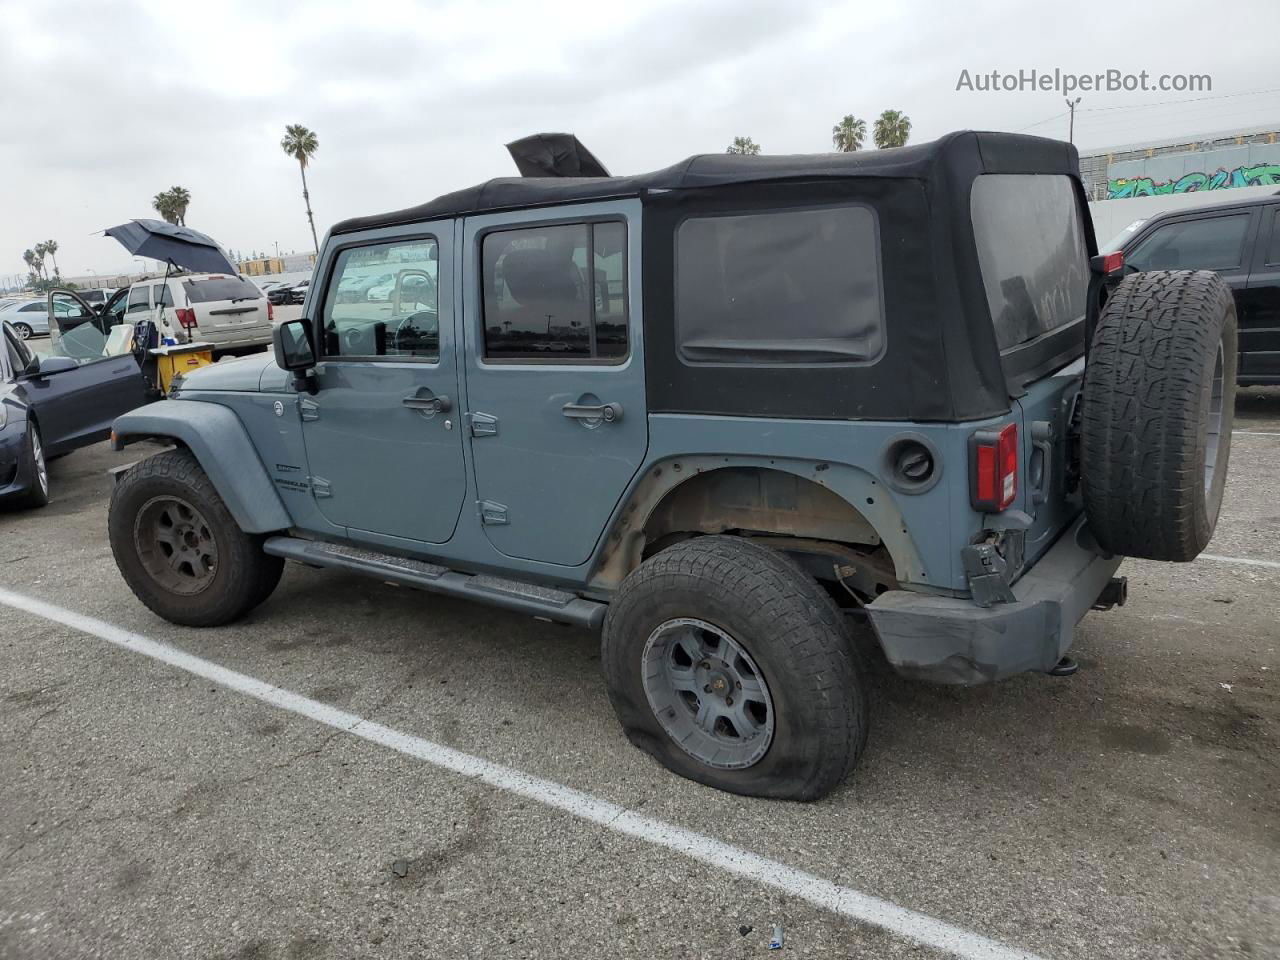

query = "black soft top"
[{"left": 332, "top": 130, "right": 1080, "bottom": 235}]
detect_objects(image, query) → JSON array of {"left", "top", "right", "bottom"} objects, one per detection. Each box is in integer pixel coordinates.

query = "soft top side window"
[{"left": 675, "top": 205, "right": 884, "bottom": 364}]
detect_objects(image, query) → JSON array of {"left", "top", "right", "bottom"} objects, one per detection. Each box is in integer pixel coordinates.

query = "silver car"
[{"left": 0, "top": 299, "right": 52, "bottom": 339}]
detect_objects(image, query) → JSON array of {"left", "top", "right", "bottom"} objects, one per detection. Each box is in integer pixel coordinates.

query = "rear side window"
[
  {"left": 151, "top": 283, "right": 174, "bottom": 307},
  {"left": 182, "top": 277, "right": 262, "bottom": 304},
  {"left": 482, "top": 221, "right": 628, "bottom": 362},
  {"left": 971, "top": 174, "right": 1088, "bottom": 351},
  {"left": 126, "top": 286, "right": 151, "bottom": 313},
  {"left": 675, "top": 205, "right": 884, "bottom": 364},
  {"left": 1128, "top": 214, "right": 1251, "bottom": 273}
]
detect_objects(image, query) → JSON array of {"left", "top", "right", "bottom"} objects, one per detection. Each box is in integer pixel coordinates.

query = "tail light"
[
  {"left": 175, "top": 307, "right": 197, "bottom": 329},
  {"left": 267, "top": 300, "right": 274, "bottom": 321},
  {"left": 970, "top": 423, "right": 1018, "bottom": 512}
]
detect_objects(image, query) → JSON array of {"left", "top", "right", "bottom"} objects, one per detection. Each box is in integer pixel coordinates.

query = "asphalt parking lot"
[{"left": 1, "top": 392, "right": 1278, "bottom": 960}]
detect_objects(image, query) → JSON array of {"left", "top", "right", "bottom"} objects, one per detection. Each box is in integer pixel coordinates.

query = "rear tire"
[
  {"left": 1081, "top": 269, "right": 1236, "bottom": 561},
  {"left": 601, "top": 536, "right": 867, "bottom": 801},
  {"left": 109, "top": 449, "right": 284, "bottom": 626},
  {"left": 12, "top": 322, "right": 32, "bottom": 340}
]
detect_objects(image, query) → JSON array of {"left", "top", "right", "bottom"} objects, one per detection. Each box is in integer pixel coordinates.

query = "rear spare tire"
[{"left": 1081, "top": 269, "right": 1236, "bottom": 561}]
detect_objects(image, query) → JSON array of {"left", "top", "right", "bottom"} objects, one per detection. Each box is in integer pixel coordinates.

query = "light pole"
[{"left": 1065, "top": 97, "right": 1082, "bottom": 144}]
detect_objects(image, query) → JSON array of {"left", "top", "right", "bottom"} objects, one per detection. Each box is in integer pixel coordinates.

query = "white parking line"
[
  {"left": 1198, "top": 553, "right": 1280, "bottom": 571},
  {"left": 0, "top": 585, "right": 1045, "bottom": 960},
  {"left": 1232, "top": 430, "right": 1280, "bottom": 437}
]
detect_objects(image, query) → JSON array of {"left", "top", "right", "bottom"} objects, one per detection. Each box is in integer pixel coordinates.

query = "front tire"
[
  {"left": 12, "top": 322, "right": 33, "bottom": 340},
  {"left": 602, "top": 536, "right": 867, "bottom": 801},
  {"left": 11, "top": 422, "right": 50, "bottom": 509},
  {"left": 109, "top": 449, "right": 284, "bottom": 626}
]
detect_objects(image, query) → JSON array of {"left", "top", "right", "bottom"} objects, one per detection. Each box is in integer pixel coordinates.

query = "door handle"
[
  {"left": 562, "top": 401, "right": 622, "bottom": 422},
  {"left": 403, "top": 392, "right": 451, "bottom": 413}
]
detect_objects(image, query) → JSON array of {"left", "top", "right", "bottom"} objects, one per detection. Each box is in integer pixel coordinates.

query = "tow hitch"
[{"left": 1092, "top": 576, "right": 1128, "bottom": 611}]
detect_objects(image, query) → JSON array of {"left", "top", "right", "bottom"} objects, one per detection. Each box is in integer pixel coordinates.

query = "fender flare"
[
  {"left": 111, "top": 400, "right": 292, "bottom": 534},
  {"left": 589, "top": 456, "right": 927, "bottom": 591}
]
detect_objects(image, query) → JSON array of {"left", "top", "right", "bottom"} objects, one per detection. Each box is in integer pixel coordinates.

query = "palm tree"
[
  {"left": 22, "top": 248, "right": 37, "bottom": 280},
  {"left": 167, "top": 186, "right": 191, "bottom": 226},
  {"left": 726, "top": 136, "right": 761, "bottom": 155},
  {"left": 873, "top": 110, "right": 912, "bottom": 149},
  {"left": 281, "top": 124, "right": 320, "bottom": 252},
  {"left": 153, "top": 190, "right": 177, "bottom": 224},
  {"left": 832, "top": 115, "right": 867, "bottom": 152},
  {"left": 45, "top": 239, "right": 59, "bottom": 278},
  {"left": 32, "top": 242, "right": 49, "bottom": 279}
]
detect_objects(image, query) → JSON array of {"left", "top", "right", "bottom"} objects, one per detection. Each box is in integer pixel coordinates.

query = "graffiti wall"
[
  {"left": 1109, "top": 162, "right": 1280, "bottom": 198},
  {"left": 1106, "top": 142, "right": 1280, "bottom": 200}
]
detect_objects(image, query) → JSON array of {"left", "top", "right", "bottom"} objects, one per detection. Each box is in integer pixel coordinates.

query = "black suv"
[{"left": 1115, "top": 193, "right": 1280, "bottom": 386}]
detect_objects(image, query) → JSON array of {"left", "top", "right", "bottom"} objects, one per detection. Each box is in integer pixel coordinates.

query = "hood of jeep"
[{"left": 176, "top": 352, "right": 287, "bottom": 393}]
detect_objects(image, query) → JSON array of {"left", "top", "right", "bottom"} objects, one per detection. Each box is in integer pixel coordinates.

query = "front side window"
[
  {"left": 1127, "top": 213, "right": 1250, "bottom": 273},
  {"left": 971, "top": 174, "right": 1089, "bottom": 351},
  {"left": 482, "top": 221, "right": 628, "bottom": 361},
  {"left": 675, "top": 205, "right": 884, "bottom": 364},
  {"left": 321, "top": 238, "right": 438, "bottom": 359}
]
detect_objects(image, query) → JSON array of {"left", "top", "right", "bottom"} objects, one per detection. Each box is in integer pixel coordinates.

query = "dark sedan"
[
  {"left": 1, "top": 316, "right": 149, "bottom": 509},
  {"left": 267, "top": 279, "right": 309, "bottom": 306}
]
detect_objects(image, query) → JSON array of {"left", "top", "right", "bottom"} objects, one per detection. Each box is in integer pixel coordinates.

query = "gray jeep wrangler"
[{"left": 107, "top": 131, "right": 1236, "bottom": 800}]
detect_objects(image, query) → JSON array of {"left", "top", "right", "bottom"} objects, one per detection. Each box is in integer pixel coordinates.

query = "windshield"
[
  {"left": 971, "top": 174, "right": 1088, "bottom": 351},
  {"left": 182, "top": 276, "right": 262, "bottom": 304}
]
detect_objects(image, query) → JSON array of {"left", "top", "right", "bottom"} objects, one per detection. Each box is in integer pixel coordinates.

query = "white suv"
[{"left": 107, "top": 274, "right": 274, "bottom": 354}]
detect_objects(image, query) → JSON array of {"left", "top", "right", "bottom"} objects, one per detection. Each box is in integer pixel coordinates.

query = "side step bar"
[{"left": 263, "top": 537, "right": 606, "bottom": 630}]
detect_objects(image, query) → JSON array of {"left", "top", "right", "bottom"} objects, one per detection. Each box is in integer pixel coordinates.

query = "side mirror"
[
  {"left": 272, "top": 317, "right": 318, "bottom": 393},
  {"left": 273, "top": 317, "right": 316, "bottom": 371},
  {"left": 34, "top": 355, "right": 79, "bottom": 377}
]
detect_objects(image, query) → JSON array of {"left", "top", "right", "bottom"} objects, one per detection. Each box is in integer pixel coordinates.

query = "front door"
[
  {"left": 21, "top": 290, "right": 147, "bottom": 453},
  {"left": 462, "top": 201, "right": 648, "bottom": 567},
  {"left": 299, "top": 226, "right": 466, "bottom": 545},
  {"left": 1125, "top": 207, "right": 1260, "bottom": 371}
]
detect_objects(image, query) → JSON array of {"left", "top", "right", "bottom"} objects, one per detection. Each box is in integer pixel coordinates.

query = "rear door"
[
  {"left": 461, "top": 201, "right": 647, "bottom": 567},
  {"left": 1242, "top": 204, "right": 1280, "bottom": 380}
]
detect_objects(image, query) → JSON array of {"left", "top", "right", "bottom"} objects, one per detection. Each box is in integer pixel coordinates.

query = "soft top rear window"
[
  {"left": 182, "top": 276, "right": 262, "bottom": 304},
  {"left": 971, "top": 174, "right": 1088, "bottom": 351},
  {"left": 676, "top": 204, "right": 885, "bottom": 364}
]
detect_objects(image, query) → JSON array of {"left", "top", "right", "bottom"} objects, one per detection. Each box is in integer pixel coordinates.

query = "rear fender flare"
[
  {"left": 589, "top": 455, "right": 926, "bottom": 590},
  {"left": 111, "top": 400, "right": 292, "bottom": 534}
]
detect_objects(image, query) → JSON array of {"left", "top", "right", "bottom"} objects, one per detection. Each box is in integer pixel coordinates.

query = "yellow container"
[{"left": 150, "top": 342, "right": 214, "bottom": 394}]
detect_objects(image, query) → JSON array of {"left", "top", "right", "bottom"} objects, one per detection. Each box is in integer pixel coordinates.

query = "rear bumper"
[
  {"left": 193, "top": 325, "right": 272, "bottom": 349},
  {"left": 866, "top": 515, "right": 1123, "bottom": 685}
]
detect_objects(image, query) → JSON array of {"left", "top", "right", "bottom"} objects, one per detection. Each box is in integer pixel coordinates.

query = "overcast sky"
[{"left": 3, "top": 0, "right": 1279, "bottom": 281}]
